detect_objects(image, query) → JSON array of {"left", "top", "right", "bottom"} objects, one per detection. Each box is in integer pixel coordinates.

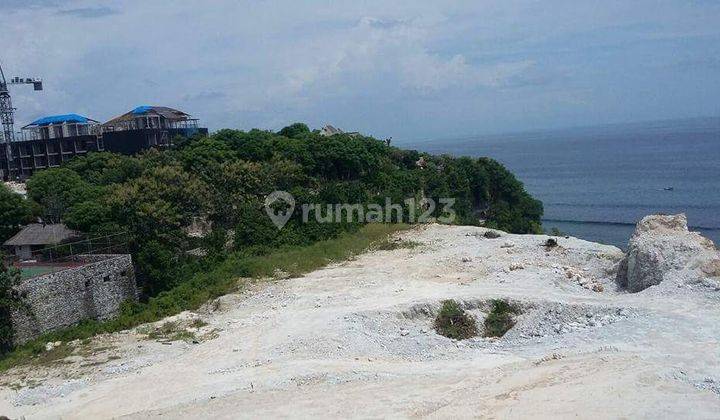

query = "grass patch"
[
  {"left": 20, "top": 266, "right": 57, "bottom": 280},
  {"left": 73, "top": 343, "right": 116, "bottom": 358},
  {"left": 1, "top": 378, "right": 41, "bottom": 390},
  {"left": 483, "top": 299, "right": 521, "bottom": 338},
  {"left": 0, "top": 223, "right": 409, "bottom": 372},
  {"left": 142, "top": 321, "right": 181, "bottom": 341},
  {"left": 434, "top": 300, "right": 478, "bottom": 340},
  {"left": 238, "top": 223, "right": 409, "bottom": 278},
  {"left": 141, "top": 321, "right": 200, "bottom": 343},
  {"left": 28, "top": 343, "right": 73, "bottom": 367},
  {"left": 189, "top": 319, "right": 208, "bottom": 329},
  {"left": 374, "top": 239, "right": 422, "bottom": 251}
]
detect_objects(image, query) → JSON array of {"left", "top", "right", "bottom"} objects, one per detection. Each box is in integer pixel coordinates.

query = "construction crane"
[{"left": 0, "top": 60, "right": 43, "bottom": 178}]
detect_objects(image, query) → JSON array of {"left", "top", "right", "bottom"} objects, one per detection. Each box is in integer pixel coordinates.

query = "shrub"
[
  {"left": 0, "top": 184, "right": 32, "bottom": 243},
  {"left": 375, "top": 239, "right": 421, "bottom": 251},
  {"left": 483, "top": 299, "right": 520, "bottom": 337},
  {"left": 142, "top": 321, "right": 196, "bottom": 342},
  {"left": 0, "top": 258, "right": 23, "bottom": 354},
  {"left": 434, "top": 300, "right": 478, "bottom": 340},
  {"left": 545, "top": 238, "right": 558, "bottom": 248},
  {"left": 278, "top": 123, "right": 311, "bottom": 139},
  {"left": 483, "top": 230, "right": 501, "bottom": 239},
  {"left": 25, "top": 168, "right": 96, "bottom": 223},
  {"left": 548, "top": 227, "right": 566, "bottom": 237}
]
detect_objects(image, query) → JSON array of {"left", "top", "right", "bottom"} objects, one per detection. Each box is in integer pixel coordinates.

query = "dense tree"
[
  {"left": 107, "top": 165, "right": 210, "bottom": 244},
  {"left": 26, "top": 168, "right": 98, "bottom": 223},
  {"left": 278, "top": 122, "right": 310, "bottom": 139},
  {"left": 64, "top": 200, "right": 120, "bottom": 236},
  {"left": 0, "top": 256, "right": 22, "bottom": 353},
  {"left": 204, "top": 160, "right": 274, "bottom": 228},
  {"left": 0, "top": 123, "right": 544, "bottom": 356},
  {"left": 64, "top": 152, "right": 143, "bottom": 186},
  {"left": 21, "top": 123, "right": 542, "bottom": 299},
  {"left": 178, "top": 137, "right": 238, "bottom": 182},
  {"left": 133, "top": 240, "right": 183, "bottom": 295},
  {"left": 0, "top": 185, "right": 32, "bottom": 243}
]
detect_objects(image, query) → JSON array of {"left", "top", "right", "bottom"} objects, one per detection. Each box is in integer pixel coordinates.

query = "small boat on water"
[{"left": 663, "top": 187, "right": 674, "bottom": 191}]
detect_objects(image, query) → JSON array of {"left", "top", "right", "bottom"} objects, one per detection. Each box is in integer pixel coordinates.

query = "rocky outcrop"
[{"left": 617, "top": 214, "right": 719, "bottom": 292}]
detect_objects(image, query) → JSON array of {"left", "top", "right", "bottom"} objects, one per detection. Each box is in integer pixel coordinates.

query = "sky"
[{"left": 1, "top": 0, "right": 719, "bottom": 141}]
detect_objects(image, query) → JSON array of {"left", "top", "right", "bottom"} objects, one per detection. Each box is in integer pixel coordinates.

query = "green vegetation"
[
  {"left": 141, "top": 321, "right": 197, "bottom": 343},
  {"left": 544, "top": 238, "right": 559, "bottom": 248},
  {"left": 0, "top": 223, "right": 406, "bottom": 371},
  {"left": 483, "top": 299, "right": 521, "bottom": 338},
  {"left": 483, "top": 230, "right": 502, "bottom": 239},
  {"left": 189, "top": 319, "right": 208, "bottom": 329},
  {"left": 547, "top": 227, "right": 567, "bottom": 237},
  {"left": 10, "top": 126, "right": 541, "bottom": 296},
  {"left": 0, "top": 122, "right": 543, "bottom": 361},
  {"left": 434, "top": 299, "right": 478, "bottom": 340},
  {"left": 0, "top": 183, "right": 32, "bottom": 242},
  {"left": 19, "top": 266, "right": 56, "bottom": 280},
  {"left": 0, "top": 257, "right": 23, "bottom": 353},
  {"left": 374, "top": 239, "right": 422, "bottom": 251}
]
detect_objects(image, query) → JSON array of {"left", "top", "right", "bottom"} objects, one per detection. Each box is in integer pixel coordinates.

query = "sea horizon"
[{"left": 402, "top": 116, "right": 720, "bottom": 248}]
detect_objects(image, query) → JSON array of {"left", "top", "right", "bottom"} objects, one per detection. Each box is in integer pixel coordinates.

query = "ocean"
[{"left": 405, "top": 117, "right": 720, "bottom": 248}]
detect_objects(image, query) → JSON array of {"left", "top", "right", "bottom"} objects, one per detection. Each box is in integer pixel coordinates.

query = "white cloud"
[{"left": 1, "top": 0, "right": 718, "bottom": 139}]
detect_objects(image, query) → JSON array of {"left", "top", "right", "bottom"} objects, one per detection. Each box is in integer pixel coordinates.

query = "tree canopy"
[
  {"left": 0, "top": 185, "right": 32, "bottom": 244},
  {"left": 0, "top": 256, "right": 22, "bottom": 353},
  {"left": 19, "top": 125, "right": 542, "bottom": 297}
]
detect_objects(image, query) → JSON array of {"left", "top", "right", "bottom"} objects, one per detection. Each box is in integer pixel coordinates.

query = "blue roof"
[
  {"left": 132, "top": 105, "right": 153, "bottom": 115},
  {"left": 29, "top": 114, "right": 92, "bottom": 126}
]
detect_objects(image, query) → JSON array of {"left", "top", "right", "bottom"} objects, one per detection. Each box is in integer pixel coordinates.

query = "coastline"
[
  {"left": 542, "top": 218, "right": 720, "bottom": 248},
  {"left": 403, "top": 116, "right": 720, "bottom": 248}
]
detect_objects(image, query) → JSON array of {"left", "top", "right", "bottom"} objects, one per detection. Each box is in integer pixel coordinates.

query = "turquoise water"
[{"left": 404, "top": 117, "right": 720, "bottom": 248}]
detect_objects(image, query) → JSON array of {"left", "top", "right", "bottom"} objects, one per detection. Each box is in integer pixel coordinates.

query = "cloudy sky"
[{"left": 2, "top": 0, "right": 719, "bottom": 140}]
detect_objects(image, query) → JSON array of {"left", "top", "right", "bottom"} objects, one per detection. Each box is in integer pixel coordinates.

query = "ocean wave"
[
  {"left": 541, "top": 218, "right": 720, "bottom": 231},
  {"left": 544, "top": 202, "right": 719, "bottom": 211}
]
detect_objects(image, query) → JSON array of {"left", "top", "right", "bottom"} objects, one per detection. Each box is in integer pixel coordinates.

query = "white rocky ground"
[{"left": 1, "top": 220, "right": 720, "bottom": 419}]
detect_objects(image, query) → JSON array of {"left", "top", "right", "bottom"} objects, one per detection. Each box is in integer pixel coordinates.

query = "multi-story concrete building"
[
  {"left": 0, "top": 114, "right": 103, "bottom": 180},
  {"left": 0, "top": 106, "right": 207, "bottom": 180},
  {"left": 102, "top": 106, "right": 207, "bottom": 154}
]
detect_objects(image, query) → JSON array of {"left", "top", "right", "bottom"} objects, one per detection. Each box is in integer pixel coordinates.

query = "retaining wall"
[{"left": 10, "top": 254, "right": 138, "bottom": 345}]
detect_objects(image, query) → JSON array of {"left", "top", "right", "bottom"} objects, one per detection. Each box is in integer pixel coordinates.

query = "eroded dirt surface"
[{"left": 2, "top": 224, "right": 719, "bottom": 418}]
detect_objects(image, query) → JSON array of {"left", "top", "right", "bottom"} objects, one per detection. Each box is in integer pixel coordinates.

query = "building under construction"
[
  {"left": 1, "top": 61, "right": 208, "bottom": 180},
  {"left": 102, "top": 106, "right": 206, "bottom": 155},
  {"left": 0, "top": 106, "right": 208, "bottom": 180}
]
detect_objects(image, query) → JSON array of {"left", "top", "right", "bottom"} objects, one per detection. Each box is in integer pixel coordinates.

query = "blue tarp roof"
[
  {"left": 132, "top": 105, "right": 154, "bottom": 115},
  {"left": 28, "top": 114, "right": 93, "bottom": 126}
]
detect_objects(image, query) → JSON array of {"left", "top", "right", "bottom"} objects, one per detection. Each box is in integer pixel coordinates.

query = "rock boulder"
[{"left": 617, "top": 214, "right": 719, "bottom": 292}]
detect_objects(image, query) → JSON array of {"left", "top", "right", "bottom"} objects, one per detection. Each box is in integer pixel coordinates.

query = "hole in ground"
[
  {"left": 400, "top": 298, "right": 635, "bottom": 342},
  {"left": 431, "top": 298, "right": 523, "bottom": 339}
]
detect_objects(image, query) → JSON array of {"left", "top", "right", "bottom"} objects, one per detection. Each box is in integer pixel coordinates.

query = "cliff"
[{"left": 1, "top": 217, "right": 719, "bottom": 418}]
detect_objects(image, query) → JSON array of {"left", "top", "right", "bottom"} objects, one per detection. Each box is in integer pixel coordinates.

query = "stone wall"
[{"left": 10, "top": 255, "right": 138, "bottom": 345}]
